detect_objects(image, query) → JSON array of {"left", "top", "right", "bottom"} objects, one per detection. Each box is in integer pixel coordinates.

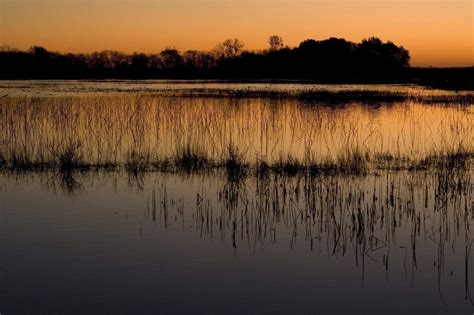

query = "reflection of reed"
[
  {"left": 0, "top": 94, "right": 472, "bottom": 173},
  {"left": 46, "top": 170, "right": 85, "bottom": 196},
  {"left": 6, "top": 165, "right": 470, "bottom": 302},
  {"left": 141, "top": 168, "right": 472, "bottom": 299},
  {"left": 466, "top": 240, "right": 474, "bottom": 304}
]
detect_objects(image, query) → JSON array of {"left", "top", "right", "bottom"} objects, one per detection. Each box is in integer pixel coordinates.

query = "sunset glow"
[{"left": 1, "top": 0, "right": 473, "bottom": 67}]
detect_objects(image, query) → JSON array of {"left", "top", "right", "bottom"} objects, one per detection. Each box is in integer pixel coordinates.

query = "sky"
[{"left": 1, "top": 0, "right": 473, "bottom": 67}]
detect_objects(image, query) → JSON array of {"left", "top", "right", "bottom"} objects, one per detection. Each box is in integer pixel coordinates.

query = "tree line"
[{"left": 0, "top": 36, "right": 411, "bottom": 80}]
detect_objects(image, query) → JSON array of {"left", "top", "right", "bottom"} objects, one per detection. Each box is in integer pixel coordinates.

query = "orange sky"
[{"left": 1, "top": 0, "right": 473, "bottom": 67}]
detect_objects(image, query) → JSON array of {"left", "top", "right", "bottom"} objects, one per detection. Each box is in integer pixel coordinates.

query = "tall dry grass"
[{"left": 0, "top": 92, "right": 472, "bottom": 173}]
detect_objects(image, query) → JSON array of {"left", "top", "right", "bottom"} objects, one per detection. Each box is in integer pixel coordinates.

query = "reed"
[
  {"left": 55, "top": 141, "right": 84, "bottom": 172},
  {"left": 0, "top": 88, "right": 472, "bottom": 175},
  {"left": 174, "top": 145, "right": 212, "bottom": 171}
]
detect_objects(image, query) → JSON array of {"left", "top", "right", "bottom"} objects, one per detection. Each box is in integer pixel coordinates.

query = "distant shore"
[
  {"left": 0, "top": 68, "right": 472, "bottom": 91},
  {"left": 1, "top": 38, "right": 472, "bottom": 90}
]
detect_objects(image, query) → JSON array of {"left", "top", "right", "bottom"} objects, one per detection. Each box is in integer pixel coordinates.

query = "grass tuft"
[
  {"left": 336, "top": 149, "right": 368, "bottom": 175},
  {"left": 273, "top": 155, "right": 303, "bottom": 176},
  {"left": 0, "top": 151, "right": 6, "bottom": 168},
  {"left": 174, "top": 145, "right": 210, "bottom": 172},
  {"left": 224, "top": 143, "right": 246, "bottom": 180},
  {"left": 55, "top": 142, "right": 84, "bottom": 172},
  {"left": 10, "top": 151, "right": 34, "bottom": 171},
  {"left": 256, "top": 159, "right": 271, "bottom": 177},
  {"left": 125, "top": 150, "right": 150, "bottom": 174}
]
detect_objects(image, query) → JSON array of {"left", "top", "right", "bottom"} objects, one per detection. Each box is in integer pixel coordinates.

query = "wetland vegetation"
[
  {"left": 0, "top": 81, "right": 472, "bottom": 314},
  {"left": 0, "top": 84, "right": 472, "bottom": 176}
]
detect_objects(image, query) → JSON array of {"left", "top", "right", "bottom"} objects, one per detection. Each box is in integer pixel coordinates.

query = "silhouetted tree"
[
  {"left": 0, "top": 45, "right": 18, "bottom": 52},
  {"left": 214, "top": 38, "right": 244, "bottom": 59},
  {"left": 184, "top": 50, "right": 216, "bottom": 70},
  {"left": 130, "top": 53, "right": 150, "bottom": 77},
  {"left": 160, "top": 49, "right": 183, "bottom": 68},
  {"left": 268, "top": 35, "right": 284, "bottom": 51},
  {"left": 0, "top": 36, "right": 415, "bottom": 81},
  {"left": 357, "top": 37, "right": 410, "bottom": 78}
]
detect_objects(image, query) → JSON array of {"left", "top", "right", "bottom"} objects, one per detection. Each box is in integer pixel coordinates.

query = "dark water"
[{"left": 0, "top": 170, "right": 472, "bottom": 314}]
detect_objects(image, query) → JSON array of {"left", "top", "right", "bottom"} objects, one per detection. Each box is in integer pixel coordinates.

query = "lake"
[{"left": 0, "top": 81, "right": 472, "bottom": 314}]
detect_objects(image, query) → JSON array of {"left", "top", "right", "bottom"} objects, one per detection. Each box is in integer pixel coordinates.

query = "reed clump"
[
  {"left": 415, "top": 151, "right": 472, "bottom": 171},
  {"left": 174, "top": 145, "right": 212, "bottom": 172},
  {"left": 256, "top": 159, "right": 271, "bottom": 177},
  {"left": 125, "top": 150, "right": 150, "bottom": 174},
  {"left": 10, "top": 151, "right": 37, "bottom": 171},
  {"left": 224, "top": 143, "right": 247, "bottom": 180},
  {"left": 0, "top": 153, "right": 5, "bottom": 168},
  {"left": 334, "top": 148, "right": 368, "bottom": 174},
  {"left": 54, "top": 142, "right": 85, "bottom": 172},
  {"left": 272, "top": 155, "right": 304, "bottom": 176}
]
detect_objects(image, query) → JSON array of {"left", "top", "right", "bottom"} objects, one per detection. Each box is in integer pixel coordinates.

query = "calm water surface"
[{"left": 0, "top": 169, "right": 473, "bottom": 314}]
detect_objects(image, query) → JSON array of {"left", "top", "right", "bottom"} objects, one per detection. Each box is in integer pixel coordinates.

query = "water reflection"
[{"left": 0, "top": 169, "right": 471, "bottom": 313}]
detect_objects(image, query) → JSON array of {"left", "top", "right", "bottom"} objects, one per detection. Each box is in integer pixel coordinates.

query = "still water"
[{"left": 0, "top": 169, "right": 472, "bottom": 314}]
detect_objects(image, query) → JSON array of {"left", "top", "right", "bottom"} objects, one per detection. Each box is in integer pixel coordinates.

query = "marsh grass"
[
  {"left": 415, "top": 151, "right": 472, "bottom": 171},
  {"left": 174, "top": 145, "right": 212, "bottom": 172},
  {"left": 272, "top": 155, "right": 304, "bottom": 175},
  {"left": 54, "top": 142, "right": 84, "bottom": 172},
  {"left": 125, "top": 150, "right": 150, "bottom": 174},
  {"left": 0, "top": 89, "right": 472, "bottom": 175},
  {"left": 223, "top": 142, "right": 247, "bottom": 180},
  {"left": 313, "top": 148, "right": 369, "bottom": 175},
  {"left": 10, "top": 151, "right": 34, "bottom": 171}
]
